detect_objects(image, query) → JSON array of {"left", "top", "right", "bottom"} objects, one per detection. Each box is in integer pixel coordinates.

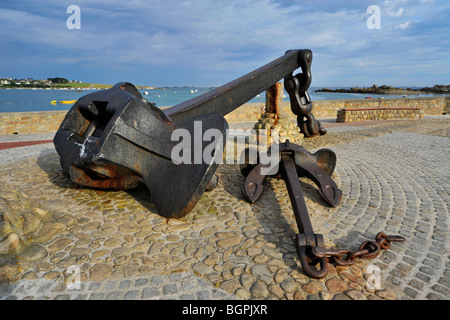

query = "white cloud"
[
  {"left": 0, "top": 0, "right": 448, "bottom": 86},
  {"left": 383, "top": 0, "right": 405, "bottom": 17},
  {"left": 396, "top": 21, "right": 411, "bottom": 29}
]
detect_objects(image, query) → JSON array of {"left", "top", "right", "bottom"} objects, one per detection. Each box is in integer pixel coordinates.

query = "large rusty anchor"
[
  {"left": 54, "top": 49, "right": 321, "bottom": 218},
  {"left": 240, "top": 140, "right": 405, "bottom": 278}
]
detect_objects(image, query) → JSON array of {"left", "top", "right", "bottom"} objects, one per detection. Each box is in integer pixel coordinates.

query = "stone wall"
[
  {"left": 243, "top": 96, "right": 447, "bottom": 121},
  {"left": 223, "top": 103, "right": 265, "bottom": 123},
  {"left": 0, "top": 96, "right": 447, "bottom": 135},
  {"left": 444, "top": 96, "right": 450, "bottom": 114},
  {"left": 0, "top": 111, "right": 68, "bottom": 135},
  {"left": 336, "top": 107, "right": 423, "bottom": 123},
  {"left": 311, "top": 96, "right": 447, "bottom": 117}
]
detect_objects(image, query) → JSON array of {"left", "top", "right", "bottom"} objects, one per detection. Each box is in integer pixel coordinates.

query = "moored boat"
[{"left": 58, "top": 100, "right": 77, "bottom": 104}]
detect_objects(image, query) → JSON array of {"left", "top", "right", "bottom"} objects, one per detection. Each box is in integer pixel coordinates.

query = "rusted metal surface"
[
  {"left": 241, "top": 139, "right": 405, "bottom": 279},
  {"left": 69, "top": 164, "right": 143, "bottom": 190},
  {"left": 265, "top": 82, "right": 284, "bottom": 114}
]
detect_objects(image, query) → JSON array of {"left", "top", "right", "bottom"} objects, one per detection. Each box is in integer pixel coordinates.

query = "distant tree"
[{"left": 48, "top": 77, "right": 69, "bottom": 84}]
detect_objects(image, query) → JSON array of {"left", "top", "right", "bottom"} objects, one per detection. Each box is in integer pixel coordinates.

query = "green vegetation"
[
  {"left": 0, "top": 81, "right": 113, "bottom": 90},
  {"left": 48, "top": 77, "right": 69, "bottom": 84},
  {"left": 0, "top": 77, "right": 156, "bottom": 90},
  {"left": 52, "top": 82, "right": 113, "bottom": 89}
]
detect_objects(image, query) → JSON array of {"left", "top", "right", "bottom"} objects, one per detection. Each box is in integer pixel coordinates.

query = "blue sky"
[{"left": 0, "top": 0, "right": 448, "bottom": 87}]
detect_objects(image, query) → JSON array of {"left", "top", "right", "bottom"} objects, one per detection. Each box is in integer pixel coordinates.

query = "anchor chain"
[
  {"left": 284, "top": 50, "right": 327, "bottom": 138},
  {"left": 310, "top": 232, "right": 405, "bottom": 267}
]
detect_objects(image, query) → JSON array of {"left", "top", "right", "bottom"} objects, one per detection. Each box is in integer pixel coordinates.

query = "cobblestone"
[{"left": 0, "top": 117, "right": 449, "bottom": 300}]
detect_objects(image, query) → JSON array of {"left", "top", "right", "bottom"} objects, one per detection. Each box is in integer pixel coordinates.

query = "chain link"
[{"left": 311, "top": 232, "right": 405, "bottom": 266}]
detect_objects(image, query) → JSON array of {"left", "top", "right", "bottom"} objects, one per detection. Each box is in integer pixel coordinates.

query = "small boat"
[
  {"left": 58, "top": 100, "right": 77, "bottom": 104},
  {"left": 51, "top": 100, "right": 57, "bottom": 104},
  {"left": 143, "top": 91, "right": 149, "bottom": 95}
]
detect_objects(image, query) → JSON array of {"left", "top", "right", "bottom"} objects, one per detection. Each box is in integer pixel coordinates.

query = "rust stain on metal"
[{"left": 265, "top": 82, "right": 284, "bottom": 115}]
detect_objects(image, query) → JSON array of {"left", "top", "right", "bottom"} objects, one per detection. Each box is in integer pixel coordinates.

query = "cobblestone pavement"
[{"left": 0, "top": 117, "right": 448, "bottom": 300}]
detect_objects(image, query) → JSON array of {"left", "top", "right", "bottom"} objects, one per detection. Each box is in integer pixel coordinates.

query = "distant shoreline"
[
  {"left": 0, "top": 84, "right": 159, "bottom": 90},
  {"left": 316, "top": 84, "right": 449, "bottom": 95},
  {"left": 0, "top": 81, "right": 165, "bottom": 90}
]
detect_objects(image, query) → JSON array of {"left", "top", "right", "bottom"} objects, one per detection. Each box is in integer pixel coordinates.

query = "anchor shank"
[
  {"left": 280, "top": 154, "right": 316, "bottom": 246},
  {"left": 165, "top": 50, "right": 306, "bottom": 122}
]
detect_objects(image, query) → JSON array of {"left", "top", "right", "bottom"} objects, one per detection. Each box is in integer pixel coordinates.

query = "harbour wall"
[{"left": 0, "top": 96, "right": 448, "bottom": 135}]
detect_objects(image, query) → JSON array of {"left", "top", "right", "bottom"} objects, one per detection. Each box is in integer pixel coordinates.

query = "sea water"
[{"left": 0, "top": 87, "right": 437, "bottom": 113}]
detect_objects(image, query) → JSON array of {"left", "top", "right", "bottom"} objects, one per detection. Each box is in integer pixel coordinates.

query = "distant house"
[
  {"left": 39, "top": 79, "right": 52, "bottom": 85},
  {"left": 1, "top": 79, "right": 11, "bottom": 85}
]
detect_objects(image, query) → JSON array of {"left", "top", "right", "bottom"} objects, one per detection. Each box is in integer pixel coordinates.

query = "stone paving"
[{"left": 0, "top": 117, "right": 449, "bottom": 300}]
